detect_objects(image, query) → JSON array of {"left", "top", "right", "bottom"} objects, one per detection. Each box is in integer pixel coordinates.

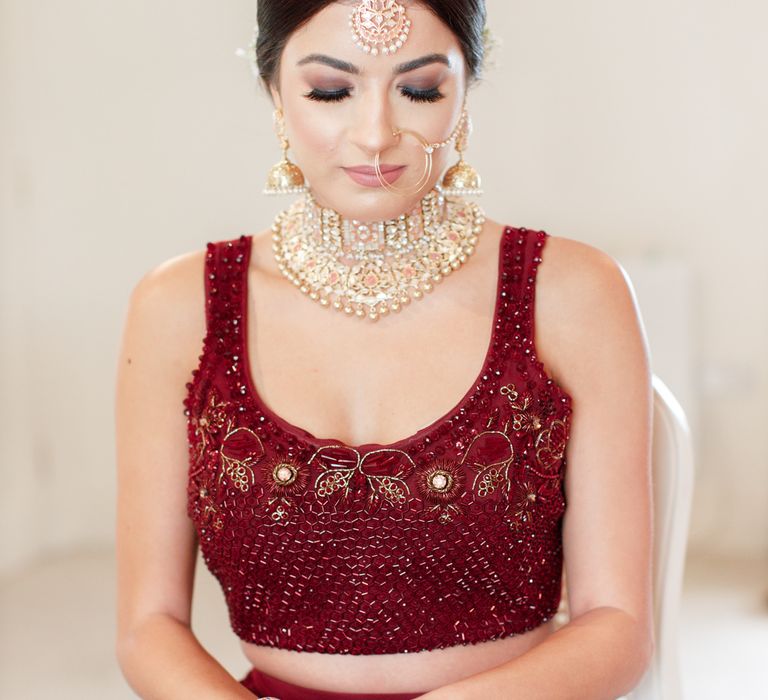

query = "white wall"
[{"left": 1, "top": 0, "right": 766, "bottom": 574}]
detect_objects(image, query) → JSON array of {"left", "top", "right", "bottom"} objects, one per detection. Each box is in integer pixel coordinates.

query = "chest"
[
  {"left": 245, "top": 261, "right": 500, "bottom": 448},
  {"left": 183, "top": 227, "right": 573, "bottom": 655}
]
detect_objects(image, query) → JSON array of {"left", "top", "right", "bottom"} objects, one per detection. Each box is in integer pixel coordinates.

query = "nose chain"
[{"left": 271, "top": 188, "right": 486, "bottom": 322}]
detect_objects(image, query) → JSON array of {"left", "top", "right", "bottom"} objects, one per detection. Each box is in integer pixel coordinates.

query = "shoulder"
[
  {"left": 129, "top": 244, "right": 208, "bottom": 321},
  {"left": 537, "top": 233, "right": 634, "bottom": 308},
  {"left": 531, "top": 232, "right": 649, "bottom": 389},
  {"left": 123, "top": 242, "right": 215, "bottom": 372}
]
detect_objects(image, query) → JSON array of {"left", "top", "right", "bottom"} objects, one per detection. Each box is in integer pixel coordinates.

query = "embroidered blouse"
[{"left": 183, "top": 226, "right": 573, "bottom": 655}]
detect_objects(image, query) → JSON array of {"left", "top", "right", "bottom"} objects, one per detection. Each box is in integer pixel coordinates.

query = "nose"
[{"left": 347, "top": 90, "right": 400, "bottom": 158}]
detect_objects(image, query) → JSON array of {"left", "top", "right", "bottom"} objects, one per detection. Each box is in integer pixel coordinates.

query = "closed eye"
[
  {"left": 304, "top": 87, "right": 351, "bottom": 102},
  {"left": 399, "top": 86, "right": 445, "bottom": 103},
  {"left": 303, "top": 86, "right": 446, "bottom": 104}
]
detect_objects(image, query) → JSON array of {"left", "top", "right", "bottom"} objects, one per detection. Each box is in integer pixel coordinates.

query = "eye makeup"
[{"left": 303, "top": 85, "right": 446, "bottom": 103}]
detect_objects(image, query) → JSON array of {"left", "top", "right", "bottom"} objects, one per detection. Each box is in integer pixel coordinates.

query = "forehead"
[{"left": 282, "top": 2, "right": 464, "bottom": 74}]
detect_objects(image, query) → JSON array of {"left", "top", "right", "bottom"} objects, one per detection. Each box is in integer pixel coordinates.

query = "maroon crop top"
[{"left": 183, "top": 226, "right": 573, "bottom": 655}]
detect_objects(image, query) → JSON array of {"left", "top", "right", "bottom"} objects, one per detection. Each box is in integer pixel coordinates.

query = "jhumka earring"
[
  {"left": 264, "top": 108, "right": 307, "bottom": 196},
  {"left": 440, "top": 109, "right": 483, "bottom": 196}
]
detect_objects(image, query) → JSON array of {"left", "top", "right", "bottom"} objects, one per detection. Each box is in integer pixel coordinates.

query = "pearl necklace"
[{"left": 271, "top": 187, "right": 486, "bottom": 322}]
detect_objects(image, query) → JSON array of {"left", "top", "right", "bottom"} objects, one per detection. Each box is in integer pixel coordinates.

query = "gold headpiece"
[{"left": 349, "top": 0, "right": 412, "bottom": 56}]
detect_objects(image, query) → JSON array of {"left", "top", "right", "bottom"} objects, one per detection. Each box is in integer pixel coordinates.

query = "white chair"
[{"left": 553, "top": 374, "right": 695, "bottom": 700}]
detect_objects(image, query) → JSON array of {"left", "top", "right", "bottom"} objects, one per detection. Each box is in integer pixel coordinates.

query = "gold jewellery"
[
  {"left": 350, "top": 0, "right": 412, "bottom": 56},
  {"left": 271, "top": 187, "right": 486, "bottom": 322},
  {"left": 264, "top": 108, "right": 308, "bottom": 196},
  {"left": 264, "top": 105, "right": 483, "bottom": 198}
]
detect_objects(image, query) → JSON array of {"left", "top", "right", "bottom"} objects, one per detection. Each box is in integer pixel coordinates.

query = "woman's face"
[{"left": 271, "top": 1, "right": 468, "bottom": 222}]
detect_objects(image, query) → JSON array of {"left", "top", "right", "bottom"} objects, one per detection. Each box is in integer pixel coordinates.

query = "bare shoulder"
[
  {"left": 115, "top": 244, "right": 210, "bottom": 642},
  {"left": 533, "top": 233, "right": 649, "bottom": 389},
  {"left": 539, "top": 233, "right": 630, "bottom": 292},
  {"left": 131, "top": 245, "right": 207, "bottom": 312},
  {"left": 126, "top": 245, "right": 209, "bottom": 372}
]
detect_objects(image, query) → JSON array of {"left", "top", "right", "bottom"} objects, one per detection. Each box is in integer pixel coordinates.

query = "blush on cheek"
[{"left": 285, "top": 108, "right": 343, "bottom": 175}]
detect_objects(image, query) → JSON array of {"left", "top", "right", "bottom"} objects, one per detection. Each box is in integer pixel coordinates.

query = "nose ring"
[
  {"left": 373, "top": 109, "right": 469, "bottom": 196},
  {"left": 374, "top": 127, "right": 434, "bottom": 196}
]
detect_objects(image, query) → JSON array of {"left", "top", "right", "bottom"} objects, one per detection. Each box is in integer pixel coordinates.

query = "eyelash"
[{"left": 304, "top": 86, "right": 445, "bottom": 103}]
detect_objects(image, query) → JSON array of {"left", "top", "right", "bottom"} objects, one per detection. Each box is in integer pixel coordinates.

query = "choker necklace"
[{"left": 271, "top": 187, "right": 486, "bottom": 322}]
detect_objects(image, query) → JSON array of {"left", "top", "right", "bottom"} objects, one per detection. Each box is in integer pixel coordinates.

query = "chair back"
[
  {"left": 627, "top": 375, "right": 695, "bottom": 699},
  {"left": 553, "top": 375, "right": 695, "bottom": 700}
]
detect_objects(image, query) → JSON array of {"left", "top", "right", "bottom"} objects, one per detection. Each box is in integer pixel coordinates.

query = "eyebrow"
[{"left": 296, "top": 53, "right": 450, "bottom": 75}]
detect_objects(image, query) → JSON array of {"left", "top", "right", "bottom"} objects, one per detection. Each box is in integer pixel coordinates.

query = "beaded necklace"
[{"left": 271, "top": 188, "right": 486, "bottom": 322}]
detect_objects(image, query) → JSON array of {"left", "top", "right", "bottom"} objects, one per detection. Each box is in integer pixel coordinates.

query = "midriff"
[{"left": 238, "top": 618, "right": 556, "bottom": 694}]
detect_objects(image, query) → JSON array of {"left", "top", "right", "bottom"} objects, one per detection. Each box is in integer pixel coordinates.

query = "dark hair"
[{"left": 255, "top": 0, "right": 487, "bottom": 89}]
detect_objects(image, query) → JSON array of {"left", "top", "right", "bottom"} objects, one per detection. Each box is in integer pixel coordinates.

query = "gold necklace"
[{"left": 271, "top": 187, "right": 486, "bottom": 322}]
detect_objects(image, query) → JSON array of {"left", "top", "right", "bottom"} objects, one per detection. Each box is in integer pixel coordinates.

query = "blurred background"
[{"left": 1, "top": 0, "right": 766, "bottom": 697}]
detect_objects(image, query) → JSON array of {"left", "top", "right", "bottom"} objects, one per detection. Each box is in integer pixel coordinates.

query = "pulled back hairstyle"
[{"left": 255, "top": 0, "right": 487, "bottom": 90}]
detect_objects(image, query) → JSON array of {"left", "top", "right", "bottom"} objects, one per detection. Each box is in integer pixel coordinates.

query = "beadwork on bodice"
[{"left": 183, "top": 226, "right": 574, "bottom": 655}]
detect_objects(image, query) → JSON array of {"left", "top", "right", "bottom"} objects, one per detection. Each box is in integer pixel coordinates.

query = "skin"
[
  {"left": 270, "top": 2, "right": 467, "bottom": 223},
  {"left": 115, "top": 2, "right": 654, "bottom": 698}
]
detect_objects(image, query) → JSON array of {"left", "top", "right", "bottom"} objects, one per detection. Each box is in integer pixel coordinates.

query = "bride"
[{"left": 115, "top": 2, "right": 654, "bottom": 699}]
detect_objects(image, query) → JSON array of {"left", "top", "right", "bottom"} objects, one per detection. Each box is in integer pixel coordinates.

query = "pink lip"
[
  {"left": 343, "top": 164, "right": 406, "bottom": 188},
  {"left": 346, "top": 164, "right": 402, "bottom": 174}
]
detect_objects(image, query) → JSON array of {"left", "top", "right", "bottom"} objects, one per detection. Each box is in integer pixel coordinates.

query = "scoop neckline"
[{"left": 238, "top": 226, "right": 512, "bottom": 452}]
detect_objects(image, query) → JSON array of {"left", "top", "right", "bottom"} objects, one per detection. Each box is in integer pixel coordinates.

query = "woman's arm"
[
  {"left": 115, "top": 251, "right": 255, "bottom": 699},
  {"left": 417, "top": 238, "right": 655, "bottom": 700}
]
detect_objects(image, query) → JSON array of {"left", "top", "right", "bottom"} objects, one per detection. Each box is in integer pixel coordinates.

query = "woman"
[{"left": 115, "top": 2, "right": 654, "bottom": 699}]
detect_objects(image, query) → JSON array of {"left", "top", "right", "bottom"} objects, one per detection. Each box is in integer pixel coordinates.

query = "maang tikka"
[
  {"left": 264, "top": 108, "right": 308, "bottom": 196},
  {"left": 347, "top": 2, "right": 482, "bottom": 197},
  {"left": 350, "top": 0, "right": 412, "bottom": 56}
]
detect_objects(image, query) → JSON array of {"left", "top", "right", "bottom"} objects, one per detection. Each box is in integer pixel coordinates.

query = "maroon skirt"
[{"left": 239, "top": 667, "right": 423, "bottom": 700}]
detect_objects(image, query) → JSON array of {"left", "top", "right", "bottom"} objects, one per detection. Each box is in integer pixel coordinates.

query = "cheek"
[{"left": 284, "top": 101, "right": 342, "bottom": 160}]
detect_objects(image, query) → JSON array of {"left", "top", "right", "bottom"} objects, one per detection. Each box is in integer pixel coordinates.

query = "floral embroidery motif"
[
  {"left": 414, "top": 458, "right": 466, "bottom": 524},
  {"left": 219, "top": 425, "right": 265, "bottom": 493},
  {"left": 189, "top": 450, "right": 226, "bottom": 532},
  {"left": 461, "top": 430, "right": 515, "bottom": 498},
  {"left": 510, "top": 478, "right": 547, "bottom": 526},
  {"left": 500, "top": 383, "right": 543, "bottom": 433},
  {"left": 310, "top": 446, "right": 414, "bottom": 510},
  {"left": 189, "top": 388, "right": 231, "bottom": 467},
  {"left": 260, "top": 455, "right": 309, "bottom": 522},
  {"left": 533, "top": 418, "right": 569, "bottom": 476}
]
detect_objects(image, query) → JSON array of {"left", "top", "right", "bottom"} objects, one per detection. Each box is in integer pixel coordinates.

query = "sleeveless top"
[{"left": 183, "top": 226, "right": 574, "bottom": 655}]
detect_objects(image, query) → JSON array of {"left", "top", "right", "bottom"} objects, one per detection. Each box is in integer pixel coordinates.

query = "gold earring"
[
  {"left": 264, "top": 108, "right": 307, "bottom": 195},
  {"left": 440, "top": 110, "right": 483, "bottom": 196}
]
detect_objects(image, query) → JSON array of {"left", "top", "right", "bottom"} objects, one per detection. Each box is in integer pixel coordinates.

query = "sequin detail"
[{"left": 183, "top": 227, "right": 573, "bottom": 655}]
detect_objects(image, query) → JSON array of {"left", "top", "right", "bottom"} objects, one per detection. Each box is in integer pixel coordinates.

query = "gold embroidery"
[
  {"left": 534, "top": 418, "right": 569, "bottom": 472},
  {"left": 511, "top": 479, "right": 545, "bottom": 525},
  {"left": 219, "top": 426, "right": 265, "bottom": 493},
  {"left": 500, "top": 383, "right": 543, "bottom": 432},
  {"left": 414, "top": 458, "right": 466, "bottom": 524},
  {"left": 260, "top": 455, "right": 309, "bottom": 522},
  {"left": 311, "top": 446, "right": 414, "bottom": 509},
  {"left": 194, "top": 468, "right": 225, "bottom": 531},
  {"left": 189, "top": 388, "right": 232, "bottom": 467},
  {"left": 460, "top": 429, "right": 515, "bottom": 499}
]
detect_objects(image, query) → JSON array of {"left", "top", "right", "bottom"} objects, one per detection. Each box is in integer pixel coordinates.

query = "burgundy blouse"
[{"left": 183, "top": 226, "right": 573, "bottom": 655}]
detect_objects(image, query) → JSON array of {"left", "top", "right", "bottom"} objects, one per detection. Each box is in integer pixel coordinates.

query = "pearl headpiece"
[
  {"left": 349, "top": 0, "right": 412, "bottom": 56},
  {"left": 235, "top": 7, "right": 498, "bottom": 79}
]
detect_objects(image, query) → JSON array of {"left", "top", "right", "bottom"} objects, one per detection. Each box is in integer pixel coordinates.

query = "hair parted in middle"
[{"left": 254, "top": 0, "right": 487, "bottom": 90}]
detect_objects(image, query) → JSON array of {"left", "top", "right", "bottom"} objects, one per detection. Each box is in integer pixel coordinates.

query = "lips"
[
  {"left": 343, "top": 164, "right": 406, "bottom": 187},
  {"left": 344, "top": 164, "right": 403, "bottom": 175}
]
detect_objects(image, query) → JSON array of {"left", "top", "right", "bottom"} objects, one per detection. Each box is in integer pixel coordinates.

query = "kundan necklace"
[{"left": 271, "top": 187, "right": 486, "bottom": 322}]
